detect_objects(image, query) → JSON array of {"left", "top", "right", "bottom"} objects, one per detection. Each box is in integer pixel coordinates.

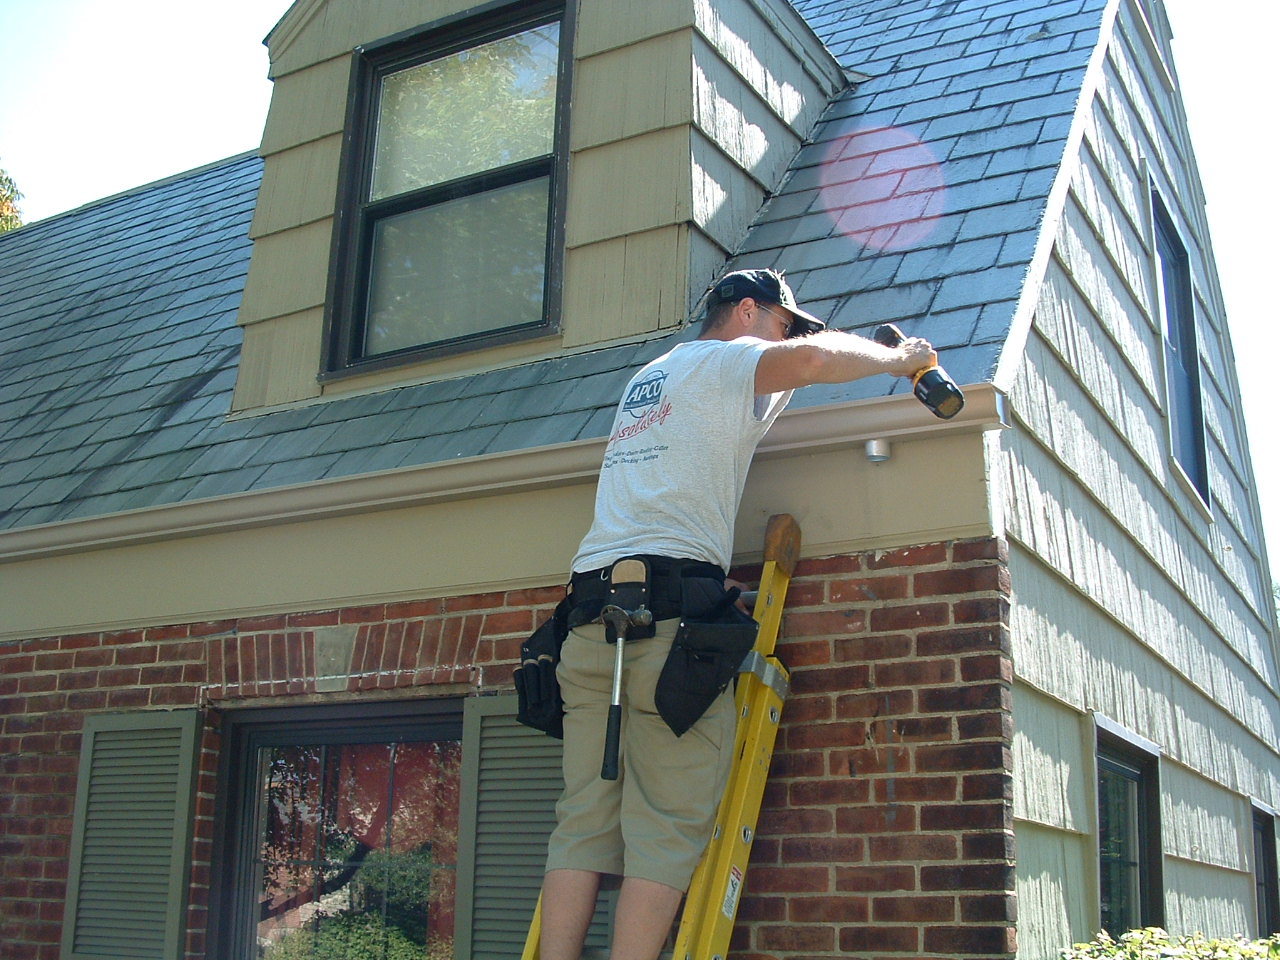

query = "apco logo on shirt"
[
  {"left": 623, "top": 371, "right": 666, "bottom": 418},
  {"left": 611, "top": 369, "right": 673, "bottom": 445}
]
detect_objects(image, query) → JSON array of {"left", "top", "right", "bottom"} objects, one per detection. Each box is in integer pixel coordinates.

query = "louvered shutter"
[
  {"left": 455, "top": 695, "right": 613, "bottom": 959},
  {"left": 60, "top": 710, "right": 200, "bottom": 960}
]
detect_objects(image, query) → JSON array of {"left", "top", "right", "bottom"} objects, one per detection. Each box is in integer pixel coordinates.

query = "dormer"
[{"left": 231, "top": 0, "right": 844, "bottom": 412}]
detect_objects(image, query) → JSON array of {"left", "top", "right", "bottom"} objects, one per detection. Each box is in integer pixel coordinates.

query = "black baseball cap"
[{"left": 706, "top": 268, "right": 826, "bottom": 338}]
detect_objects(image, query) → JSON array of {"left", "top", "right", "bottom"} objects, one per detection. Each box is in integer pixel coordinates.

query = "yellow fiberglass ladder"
[{"left": 522, "top": 513, "right": 801, "bottom": 960}]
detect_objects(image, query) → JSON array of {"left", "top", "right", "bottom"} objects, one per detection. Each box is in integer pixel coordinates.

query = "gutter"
[{"left": 0, "top": 384, "right": 1007, "bottom": 563}]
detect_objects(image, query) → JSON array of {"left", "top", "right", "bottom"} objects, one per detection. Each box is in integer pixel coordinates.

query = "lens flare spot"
[{"left": 816, "top": 126, "right": 946, "bottom": 252}]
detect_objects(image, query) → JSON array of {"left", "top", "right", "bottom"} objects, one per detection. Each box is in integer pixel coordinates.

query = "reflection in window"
[
  {"left": 327, "top": 5, "right": 567, "bottom": 373},
  {"left": 1152, "top": 193, "right": 1208, "bottom": 502},
  {"left": 1097, "top": 735, "right": 1162, "bottom": 935},
  {"left": 253, "top": 740, "right": 461, "bottom": 960}
]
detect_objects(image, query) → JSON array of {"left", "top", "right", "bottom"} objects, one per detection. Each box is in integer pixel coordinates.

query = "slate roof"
[{"left": 0, "top": 0, "right": 1106, "bottom": 533}]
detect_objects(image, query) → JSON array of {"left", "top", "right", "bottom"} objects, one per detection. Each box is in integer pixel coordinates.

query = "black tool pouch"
[
  {"left": 515, "top": 594, "right": 572, "bottom": 739},
  {"left": 654, "top": 578, "right": 759, "bottom": 737}
]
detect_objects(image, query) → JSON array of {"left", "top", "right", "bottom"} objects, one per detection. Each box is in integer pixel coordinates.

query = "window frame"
[
  {"left": 1150, "top": 190, "right": 1210, "bottom": 507},
  {"left": 207, "top": 698, "right": 465, "bottom": 960},
  {"left": 321, "top": 0, "right": 574, "bottom": 380},
  {"left": 1095, "top": 721, "right": 1164, "bottom": 935},
  {"left": 1253, "top": 804, "right": 1280, "bottom": 936}
]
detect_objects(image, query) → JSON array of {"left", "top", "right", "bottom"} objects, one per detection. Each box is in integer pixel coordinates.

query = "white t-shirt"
[{"left": 572, "top": 337, "right": 792, "bottom": 573}]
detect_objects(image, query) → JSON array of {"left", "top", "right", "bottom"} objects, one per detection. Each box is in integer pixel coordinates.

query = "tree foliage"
[{"left": 1, "top": 162, "right": 23, "bottom": 232}]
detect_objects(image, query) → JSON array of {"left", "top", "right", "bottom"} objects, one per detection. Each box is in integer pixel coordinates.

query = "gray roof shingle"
[{"left": 0, "top": 0, "right": 1107, "bottom": 532}]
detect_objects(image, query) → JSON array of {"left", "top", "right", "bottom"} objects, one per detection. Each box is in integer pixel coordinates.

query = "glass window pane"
[
  {"left": 364, "top": 176, "right": 550, "bottom": 356},
  {"left": 1099, "top": 763, "right": 1141, "bottom": 934},
  {"left": 371, "top": 22, "right": 560, "bottom": 200},
  {"left": 249, "top": 738, "right": 462, "bottom": 960}
]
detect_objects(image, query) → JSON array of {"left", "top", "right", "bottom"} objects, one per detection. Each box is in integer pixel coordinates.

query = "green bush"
[{"left": 1061, "top": 928, "right": 1280, "bottom": 959}]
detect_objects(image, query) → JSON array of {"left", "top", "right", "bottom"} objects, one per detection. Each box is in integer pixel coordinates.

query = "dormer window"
[{"left": 324, "top": 1, "right": 569, "bottom": 377}]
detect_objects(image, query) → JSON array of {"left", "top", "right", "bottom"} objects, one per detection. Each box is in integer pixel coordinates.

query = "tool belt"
[
  {"left": 515, "top": 555, "right": 756, "bottom": 738},
  {"left": 566, "top": 556, "right": 724, "bottom": 632}
]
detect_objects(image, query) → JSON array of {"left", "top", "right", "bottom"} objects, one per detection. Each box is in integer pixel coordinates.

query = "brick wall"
[
  {"left": 739, "top": 537, "right": 1014, "bottom": 958},
  {"left": 0, "top": 537, "right": 1011, "bottom": 960}
]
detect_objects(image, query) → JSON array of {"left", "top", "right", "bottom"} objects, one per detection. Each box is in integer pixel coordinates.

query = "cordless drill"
[{"left": 872, "top": 323, "right": 965, "bottom": 420}]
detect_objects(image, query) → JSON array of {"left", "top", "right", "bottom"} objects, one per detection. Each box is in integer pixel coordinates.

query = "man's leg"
[
  {"left": 540, "top": 868, "right": 602, "bottom": 960},
  {"left": 609, "top": 877, "right": 684, "bottom": 960}
]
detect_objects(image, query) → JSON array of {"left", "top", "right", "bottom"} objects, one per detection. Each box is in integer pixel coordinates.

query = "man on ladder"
[{"left": 524, "top": 269, "right": 938, "bottom": 960}]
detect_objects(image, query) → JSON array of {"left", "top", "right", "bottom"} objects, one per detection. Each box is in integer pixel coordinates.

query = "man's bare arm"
[{"left": 754, "top": 330, "right": 937, "bottom": 394}]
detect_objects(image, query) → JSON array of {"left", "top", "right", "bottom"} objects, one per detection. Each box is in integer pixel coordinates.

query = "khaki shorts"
[{"left": 544, "top": 618, "right": 737, "bottom": 891}]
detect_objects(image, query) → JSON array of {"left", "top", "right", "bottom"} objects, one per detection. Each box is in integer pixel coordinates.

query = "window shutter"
[
  {"left": 61, "top": 710, "right": 201, "bottom": 960},
  {"left": 456, "top": 695, "right": 613, "bottom": 959}
]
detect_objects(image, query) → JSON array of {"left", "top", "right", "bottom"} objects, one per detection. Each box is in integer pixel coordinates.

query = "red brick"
[
  {"left": 872, "top": 895, "right": 954, "bottom": 923},
  {"left": 101, "top": 629, "right": 145, "bottom": 645},
  {"left": 150, "top": 686, "right": 199, "bottom": 707},
  {"left": 964, "top": 832, "right": 1016, "bottom": 860},
  {"left": 781, "top": 695, "right": 833, "bottom": 724},
  {"left": 958, "top": 712, "right": 1012, "bottom": 740},
  {"left": 953, "top": 538, "right": 1007, "bottom": 563},
  {"left": 32, "top": 652, "right": 73, "bottom": 672},
  {"left": 963, "top": 773, "right": 1013, "bottom": 802},
  {"left": 70, "top": 648, "right": 112, "bottom": 669},
  {"left": 56, "top": 671, "right": 99, "bottom": 692},
  {"left": 875, "top": 658, "right": 954, "bottom": 687},
  {"left": 780, "top": 836, "right": 865, "bottom": 863},
  {"left": 787, "top": 894, "right": 869, "bottom": 923},
  {"left": 17, "top": 675, "right": 56, "bottom": 694},
  {"left": 921, "top": 802, "right": 1010, "bottom": 832},
  {"left": 914, "top": 564, "right": 1008, "bottom": 598},
  {"left": 789, "top": 778, "right": 869, "bottom": 807},
  {"left": 953, "top": 596, "right": 1009, "bottom": 625},
  {"left": 757, "top": 923, "right": 836, "bottom": 950},
  {"left": 286, "top": 609, "right": 341, "bottom": 627},
  {"left": 1, "top": 654, "right": 35, "bottom": 674},
  {"left": 869, "top": 602, "right": 950, "bottom": 632},
  {"left": 795, "top": 554, "right": 863, "bottom": 576},
  {"left": 840, "top": 924, "right": 918, "bottom": 952},
  {"left": 144, "top": 624, "right": 190, "bottom": 641},
  {"left": 784, "top": 608, "right": 868, "bottom": 638},
  {"left": 758, "top": 807, "right": 834, "bottom": 836},
  {"left": 844, "top": 744, "right": 912, "bottom": 777},
  {"left": 836, "top": 689, "right": 912, "bottom": 719},
  {"left": 960, "top": 893, "right": 1018, "bottom": 922},
  {"left": 139, "top": 665, "right": 185, "bottom": 686},
  {"left": 920, "top": 863, "right": 1013, "bottom": 892},
  {"left": 915, "top": 742, "right": 1009, "bottom": 774},
  {"left": 829, "top": 574, "right": 910, "bottom": 602},
  {"left": 918, "top": 683, "right": 1009, "bottom": 714},
  {"left": 442, "top": 591, "right": 506, "bottom": 612},
  {"left": 835, "top": 804, "right": 917, "bottom": 835},
  {"left": 106, "top": 688, "right": 149, "bottom": 708},
  {"left": 482, "top": 610, "right": 534, "bottom": 637},
  {"left": 113, "top": 645, "right": 157, "bottom": 666},
  {"left": 745, "top": 865, "right": 831, "bottom": 894},
  {"left": 188, "top": 620, "right": 236, "bottom": 637},
  {"left": 874, "top": 775, "right": 958, "bottom": 803},
  {"left": 790, "top": 664, "right": 869, "bottom": 695},
  {"left": 834, "top": 633, "right": 912, "bottom": 663},
  {"left": 736, "top": 895, "right": 787, "bottom": 922},
  {"left": 157, "top": 641, "right": 206, "bottom": 662},
  {"left": 505, "top": 585, "right": 565, "bottom": 607},
  {"left": 775, "top": 638, "right": 833, "bottom": 666},
  {"left": 786, "top": 721, "right": 866, "bottom": 751},
  {"left": 923, "top": 924, "right": 1016, "bottom": 954},
  {"left": 868, "top": 834, "right": 958, "bottom": 862}
]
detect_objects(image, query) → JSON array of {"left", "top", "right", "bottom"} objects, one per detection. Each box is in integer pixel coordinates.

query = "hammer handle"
[{"left": 601, "top": 704, "right": 623, "bottom": 780}]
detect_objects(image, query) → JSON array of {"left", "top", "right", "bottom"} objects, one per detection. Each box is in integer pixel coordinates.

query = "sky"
[{"left": 0, "top": 0, "right": 1276, "bottom": 585}]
